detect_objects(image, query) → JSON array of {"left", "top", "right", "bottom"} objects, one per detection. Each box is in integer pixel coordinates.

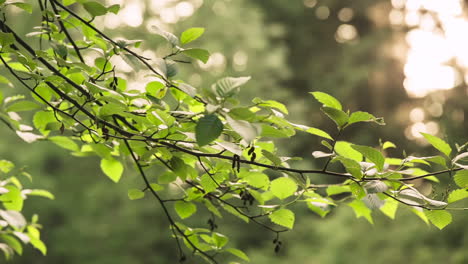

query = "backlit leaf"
[
  {"left": 269, "top": 208, "right": 295, "bottom": 229},
  {"left": 100, "top": 158, "right": 124, "bottom": 183},
  {"left": 310, "top": 91, "right": 342, "bottom": 110},
  {"left": 182, "top": 48, "right": 210, "bottom": 63},
  {"left": 174, "top": 201, "right": 197, "bottom": 219},
  {"left": 351, "top": 145, "right": 385, "bottom": 171},
  {"left": 421, "top": 133, "right": 452, "bottom": 157},
  {"left": 128, "top": 189, "right": 145, "bottom": 200},
  {"left": 447, "top": 189, "right": 468, "bottom": 203},
  {"left": 347, "top": 111, "right": 384, "bottom": 126},
  {"left": 348, "top": 199, "right": 373, "bottom": 224},
  {"left": 425, "top": 210, "right": 452, "bottom": 230},
  {"left": 243, "top": 172, "right": 270, "bottom": 190},
  {"left": 83, "top": 1, "right": 108, "bottom": 17},
  {"left": 379, "top": 198, "right": 398, "bottom": 219},
  {"left": 454, "top": 170, "right": 468, "bottom": 188},
  {"left": 49, "top": 136, "right": 79, "bottom": 152},
  {"left": 180, "top": 27, "right": 205, "bottom": 44},
  {"left": 226, "top": 248, "right": 250, "bottom": 262},
  {"left": 335, "top": 141, "right": 363, "bottom": 162},
  {"left": 305, "top": 127, "right": 333, "bottom": 140},
  {"left": 321, "top": 107, "right": 348, "bottom": 128},
  {"left": 270, "top": 177, "right": 297, "bottom": 200}
]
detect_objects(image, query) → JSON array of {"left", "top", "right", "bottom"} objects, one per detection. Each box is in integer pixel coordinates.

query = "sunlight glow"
[
  {"left": 198, "top": 52, "right": 226, "bottom": 74},
  {"left": 175, "top": 2, "right": 195, "bottom": 17},
  {"left": 397, "top": 0, "right": 467, "bottom": 98},
  {"left": 409, "top": 107, "right": 425, "bottom": 122},
  {"left": 315, "top": 6, "right": 330, "bottom": 20},
  {"left": 303, "top": 0, "right": 317, "bottom": 8},
  {"left": 335, "top": 24, "right": 358, "bottom": 43},
  {"left": 233, "top": 50, "right": 248, "bottom": 72},
  {"left": 338, "top": 8, "right": 354, "bottom": 22},
  {"left": 121, "top": 2, "right": 144, "bottom": 27}
]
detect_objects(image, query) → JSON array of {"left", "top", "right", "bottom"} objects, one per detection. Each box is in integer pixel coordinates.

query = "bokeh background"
[{"left": 2, "top": 0, "right": 468, "bottom": 263}]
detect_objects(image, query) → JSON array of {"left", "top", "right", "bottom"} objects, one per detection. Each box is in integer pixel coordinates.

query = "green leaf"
[
  {"left": 200, "top": 174, "right": 218, "bottom": 193},
  {"left": 33, "top": 111, "right": 56, "bottom": 131},
  {"left": 182, "top": 48, "right": 210, "bottom": 63},
  {"left": 5, "top": 101, "right": 41, "bottom": 112},
  {"left": 177, "top": 82, "right": 197, "bottom": 97},
  {"left": 334, "top": 141, "right": 363, "bottom": 162},
  {"left": 0, "top": 235, "right": 22, "bottom": 255},
  {"left": 24, "top": 189, "right": 55, "bottom": 200},
  {"left": 169, "top": 156, "right": 192, "bottom": 180},
  {"left": 83, "top": 1, "right": 108, "bottom": 17},
  {"left": 174, "top": 201, "right": 197, "bottom": 219},
  {"left": 0, "top": 160, "right": 14, "bottom": 173},
  {"left": 421, "top": 133, "right": 452, "bottom": 157},
  {"left": 382, "top": 141, "right": 396, "bottom": 150},
  {"left": 10, "top": 2, "right": 32, "bottom": 13},
  {"left": 228, "top": 107, "right": 256, "bottom": 121},
  {"left": 379, "top": 198, "right": 398, "bottom": 219},
  {"left": 100, "top": 158, "right": 124, "bottom": 183},
  {"left": 221, "top": 204, "right": 249, "bottom": 223},
  {"left": 447, "top": 189, "right": 468, "bottom": 203},
  {"left": 348, "top": 199, "right": 373, "bottom": 224},
  {"left": 226, "top": 116, "right": 259, "bottom": 143},
  {"left": 212, "top": 233, "right": 228, "bottom": 248},
  {"left": 261, "top": 149, "right": 282, "bottom": 166},
  {"left": 310, "top": 91, "right": 342, "bottom": 110},
  {"left": 0, "top": 186, "right": 23, "bottom": 211},
  {"left": 99, "top": 103, "right": 126, "bottom": 117},
  {"left": 62, "top": 0, "right": 76, "bottom": 5},
  {"left": 350, "top": 182, "right": 366, "bottom": 199},
  {"left": 29, "top": 237, "right": 47, "bottom": 255},
  {"left": 226, "top": 248, "right": 250, "bottom": 262},
  {"left": 107, "top": 4, "right": 120, "bottom": 14},
  {"left": 252, "top": 98, "right": 289, "bottom": 114},
  {"left": 425, "top": 210, "right": 452, "bottom": 230},
  {"left": 49, "top": 136, "right": 79, "bottom": 152},
  {"left": 454, "top": 170, "right": 468, "bottom": 188},
  {"left": 243, "top": 172, "right": 270, "bottom": 190},
  {"left": 195, "top": 114, "right": 223, "bottom": 146},
  {"left": 347, "top": 111, "right": 384, "bottom": 126},
  {"left": 307, "top": 201, "right": 330, "bottom": 218},
  {"left": 268, "top": 208, "right": 295, "bottom": 229},
  {"left": 145, "top": 81, "right": 165, "bottom": 98},
  {"left": 0, "top": 32, "right": 15, "bottom": 47},
  {"left": 0, "top": 210, "right": 26, "bottom": 229},
  {"left": 270, "top": 177, "right": 297, "bottom": 200},
  {"left": 260, "top": 125, "right": 291, "bottom": 138},
  {"left": 127, "top": 189, "right": 145, "bottom": 200},
  {"left": 181, "top": 27, "right": 205, "bottom": 44},
  {"left": 326, "top": 185, "right": 350, "bottom": 196},
  {"left": 212, "top": 76, "right": 251, "bottom": 98},
  {"left": 305, "top": 127, "right": 333, "bottom": 140},
  {"left": 351, "top": 145, "right": 385, "bottom": 171},
  {"left": 321, "top": 107, "right": 348, "bottom": 128},
  {"left": 334, "top": 156, "right": 362, "bottom": 179},
  {"left": 152, "top": 26, "right": 179, "bottom": 46}
]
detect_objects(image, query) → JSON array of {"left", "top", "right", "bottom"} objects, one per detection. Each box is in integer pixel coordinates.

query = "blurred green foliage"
[{"left": 0, "top": 0, "right": 467, "bottom": 263}]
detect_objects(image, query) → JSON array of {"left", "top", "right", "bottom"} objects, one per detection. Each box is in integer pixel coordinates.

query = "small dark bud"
[{"left": 250, "top": 152, "right": 256, "bottom": 162}]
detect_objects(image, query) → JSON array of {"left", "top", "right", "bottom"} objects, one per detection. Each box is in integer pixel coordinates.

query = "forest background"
[{"left": 1, "top": 0, "right": 468, "bottom": 263}]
